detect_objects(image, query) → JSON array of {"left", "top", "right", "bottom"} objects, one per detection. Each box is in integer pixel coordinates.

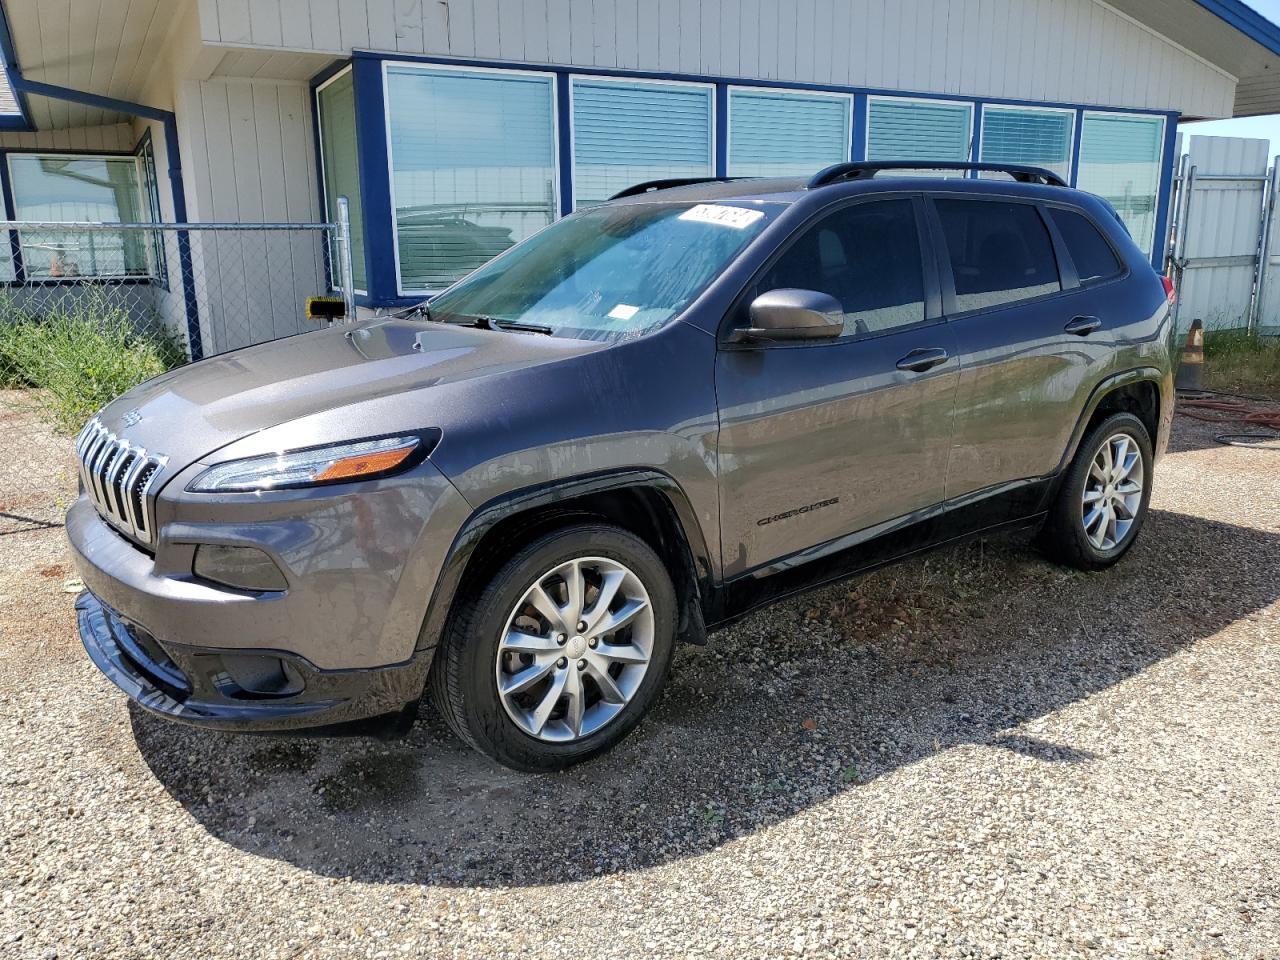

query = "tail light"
[{"left": 1161, "top": 275, "right": 1176, "bottom": 304}]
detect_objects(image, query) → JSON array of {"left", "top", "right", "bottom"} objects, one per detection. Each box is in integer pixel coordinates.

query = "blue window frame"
[
  {"left": 979, "top": 105, "right": 1075, "bottom": 182},
  {"left": 383, "top": 63, "right": 558, "bottom": 293},
  {"left": 866, "top": 96, "right": 973, "bottom": 169},
  {"left": 727, "top": 87, "right": 851, "bottom": 178},
  {"left": 570, "top": 77, "right": 714, "bottom": 209}
]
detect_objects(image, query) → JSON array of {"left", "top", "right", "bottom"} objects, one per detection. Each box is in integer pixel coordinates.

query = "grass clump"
[
  {"left": 0, "top": 292, "right": 185, "bottom": 433},
  {"left": 1203, "top": 330, "right": 1280, "bottom": 399}
]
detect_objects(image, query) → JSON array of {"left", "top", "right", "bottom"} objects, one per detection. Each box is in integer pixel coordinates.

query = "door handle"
[
  {"left": 1064, "top": 315, "right": 1102, "bottom": 336},
  {"left": 895, "top": 347, "right": 949, "bottom": 372}
]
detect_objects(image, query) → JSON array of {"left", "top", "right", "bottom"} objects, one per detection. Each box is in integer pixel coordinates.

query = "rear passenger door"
[
  {"left": 931, "top": 196, "right": 1118, "bottom": 500},
  {"left": 715, "top": 196, "right": 960, "bottom": 577}
]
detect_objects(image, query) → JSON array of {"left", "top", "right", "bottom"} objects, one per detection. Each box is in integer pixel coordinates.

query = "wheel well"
[
  {"left": 1085, "top": 380, "right": 1160, "bottom": 448},
  {"left": 452, "top": 486, "right": 708, "bottom": 645}
]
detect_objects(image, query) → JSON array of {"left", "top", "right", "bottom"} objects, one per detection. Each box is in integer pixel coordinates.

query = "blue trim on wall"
[
  {"left": 1193, "top": 0, "right": 1280, "bottom": 56},
  {"left": 714, "top": 84, "right": 728, "bottom": 177},
  {"left": 1068, "top": 109, "right": 1085, "bottom": 187},
  {"left": 556, "top": 73, "right": 573, "bottom": 216},
  {"left": 351, "top": 56, "right": 398, "bottom": 306},
  {"left": 1151, "top": 114, "right": 1182, "bottom": 273},
  {"left": 850, "top": 94, "right": 867, "bottom": 161}
]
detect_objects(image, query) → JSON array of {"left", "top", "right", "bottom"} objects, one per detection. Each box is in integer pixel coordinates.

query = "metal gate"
[{"left": 1165, "top": 134, "right": 1280, "bottom": 335}]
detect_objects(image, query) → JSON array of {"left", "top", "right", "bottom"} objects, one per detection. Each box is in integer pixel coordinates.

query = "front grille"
[{"left": 75, "top": 418, "right": 168, "bottom": 545}]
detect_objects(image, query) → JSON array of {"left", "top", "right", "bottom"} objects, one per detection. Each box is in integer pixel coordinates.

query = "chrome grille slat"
[{"left": 75, "top": 418, "right": 167, "bottom": 546}]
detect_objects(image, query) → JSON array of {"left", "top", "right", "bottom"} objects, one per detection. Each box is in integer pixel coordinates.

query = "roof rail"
[
  {"left": 609, "top": 177, "right": 742, "bottom": 200},
  {"left": 807, "top": 161, "right": 1068, "bottom": 189}
]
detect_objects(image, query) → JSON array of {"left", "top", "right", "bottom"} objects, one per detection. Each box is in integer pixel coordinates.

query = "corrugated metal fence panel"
[{"left": 1176, "top": 135, "right": 1269, "bottom": 333}]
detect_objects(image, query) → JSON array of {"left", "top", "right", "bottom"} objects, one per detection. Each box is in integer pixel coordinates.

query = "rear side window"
[
  {"left": 934, "top": 199, "right": 1061, "bottom": 312},
  {"left": 755, "top": 198, "right": 925, "bottom": 337},
  {"left": 1049, "top": 208, "right": 1122, "bottom": 283}
]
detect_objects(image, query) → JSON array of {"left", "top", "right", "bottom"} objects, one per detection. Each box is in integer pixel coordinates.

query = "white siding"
[
  {"left": 198, "top": 0, "right": 1237, "bottom": 116},
  {"left": 0, "top": 123, "right": 137, "bottom": 152},
  {"left": 175, "top": 77, "right": 327, "bottom": 353}
]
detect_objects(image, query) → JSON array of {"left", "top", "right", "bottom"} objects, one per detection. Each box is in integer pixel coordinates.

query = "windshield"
[{"left": 428, "top": 201, "right": 779, "bottom": 342}]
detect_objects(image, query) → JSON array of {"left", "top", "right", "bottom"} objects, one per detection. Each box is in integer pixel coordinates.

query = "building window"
[
  {"left": 385, "top": 64, "right": 557, "bottom": 293},
  {"left": 1076, "top": 112, "right": 1165, "bottom": 257},
  {"left": 135, "top": 136, "right": 168, "bottom": 288},
  {"left": 571, "top": 77, "right": 713, "bottom": 208},
  {"left": 867, "top": 97, "right": 973, "bottom": 171},
  {"left": 727, "top": 88, "right": 850, "bottom": 178},
  {"left": 316, "top": 68, "right": 367, "bottom": 292},
  {"left": 979, "top": 105, "right": 1074, "bottom": 182},
  {"left": 8, "top": 154, "right": 153, "bottom": 279}
]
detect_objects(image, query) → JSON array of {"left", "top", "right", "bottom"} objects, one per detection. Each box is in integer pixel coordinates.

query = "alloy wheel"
[
  {"left": 495, "top": 556, "right": 655, "bottom": 743},
  {"left": 1081, "top": 432, "right": 1145, "bottom": 551}
]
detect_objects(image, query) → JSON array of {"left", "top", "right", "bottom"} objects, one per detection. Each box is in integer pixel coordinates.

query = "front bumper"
[{"left": 77, "top": 590, "right": 432, "bottom": 732}]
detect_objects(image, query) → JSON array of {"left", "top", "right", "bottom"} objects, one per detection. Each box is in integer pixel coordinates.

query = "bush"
[
  {"left": 0, "top": 292, "right": 186, "bottom": 434},
  {"left": 1203, "top": 329, "right": 1280, "bottom": 399}
]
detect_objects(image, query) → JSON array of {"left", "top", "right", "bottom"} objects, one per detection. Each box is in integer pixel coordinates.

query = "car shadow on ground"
[{"left": 131, "top": 508, "right": 1279, "bottom": 888}]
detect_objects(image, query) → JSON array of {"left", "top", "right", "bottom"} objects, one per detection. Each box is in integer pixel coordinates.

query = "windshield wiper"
[
  {"left": 470, "top": 315, "right": 554, "bottom": 336},
  {"left": 390, "top": 299, "right": 437, "bottom": 322}
]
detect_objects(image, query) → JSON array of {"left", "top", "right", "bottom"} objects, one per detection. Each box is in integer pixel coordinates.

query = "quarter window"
[
  {"left": 756, "top": 199, "right": 926, "bottom": 337},
  {"left": 1050, "top": 208, "right": 1122, "bottom": 283},
  {"left": 935, "top": 199, "right": 1061, "bottom": 312}
]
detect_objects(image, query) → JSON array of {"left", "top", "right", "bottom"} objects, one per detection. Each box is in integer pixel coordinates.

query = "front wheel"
[
  {"left": 429, "top": 523, "right": 677, "bottom": 771},
  {"left": 1038, "top": 412, "right": 1154, "bottom": 570}
]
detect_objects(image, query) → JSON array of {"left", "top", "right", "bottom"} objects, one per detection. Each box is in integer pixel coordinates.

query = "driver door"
[{"left": 715, "top": 196, "right": 960, "bottom": 577}]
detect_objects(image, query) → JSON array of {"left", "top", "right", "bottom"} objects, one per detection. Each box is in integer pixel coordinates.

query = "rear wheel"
[
  {"left": 429, "top": 523, "right": 676, "bottom": 771},
  {"left": 1038, "top": 412, "right": 1153, "bottom": 570}
]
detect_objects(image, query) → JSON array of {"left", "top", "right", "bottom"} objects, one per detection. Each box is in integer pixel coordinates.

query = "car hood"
[{"left": 93, "top": 319, "right": 606, "bottom": 466}]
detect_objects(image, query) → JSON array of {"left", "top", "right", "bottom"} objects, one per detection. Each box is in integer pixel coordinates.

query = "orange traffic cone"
[{"left": 1175, "top": 318, "right": 1204, "bottom": 392}]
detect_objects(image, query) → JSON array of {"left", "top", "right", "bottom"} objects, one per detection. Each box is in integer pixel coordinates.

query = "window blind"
[
  {"left": 728, "top": 89, "right": 850, "bottom": 178},
  {"left": 979, "top": 106, "right": 1074, "bottom": 182},
  {"left": 571, "top": 78, "right": 713, "bottom": 208},
  {"left": 867, "top": 99, "right": 972, "bottom": 169},
  {"left": 386, "top": 66, "right": 557, "bottom": 291},
  {"left": 1076, "top": 113, "right": 1164, "bottom": 256}
]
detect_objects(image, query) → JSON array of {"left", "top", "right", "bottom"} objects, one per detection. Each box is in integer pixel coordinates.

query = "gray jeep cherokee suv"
[{"left": 68, "top": 161, "right": 1175, "bottom": 771}]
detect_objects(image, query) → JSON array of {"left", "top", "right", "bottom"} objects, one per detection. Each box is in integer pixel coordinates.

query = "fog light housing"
[{"left": 192, "top": 544, "right": 288, "bottom": 592}]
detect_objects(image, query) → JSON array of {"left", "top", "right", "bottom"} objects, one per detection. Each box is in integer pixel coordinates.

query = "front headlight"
[{"left": 188, "top": 434, "right": 431, "bottom": 493}]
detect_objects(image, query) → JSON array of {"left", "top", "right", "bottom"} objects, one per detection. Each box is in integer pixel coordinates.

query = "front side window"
[
  {"left": 755, "top": 199, "right": 926, "bottom": 337},
  {"left": 1050, "top": 208, "right": 1122, "bottom": 283},
  {"left": 935, "top": 199, "right": 1061, "bottom": 312},
  {"left": 571, "top": 78, "right": 713, "bottom": 208},
  {"left": 385, "top": 65, "right": 557, "bottom": 292},
  {"left": 429, "top": 201, "right": 778, "bottom": 343},
  {"left": 9, "top": 155, "right": 151, "bottom": 278}
]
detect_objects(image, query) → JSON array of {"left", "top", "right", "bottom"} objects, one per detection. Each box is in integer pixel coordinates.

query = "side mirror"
[{"left": 731, "top": 289, "right": 845, "bottom": 343}]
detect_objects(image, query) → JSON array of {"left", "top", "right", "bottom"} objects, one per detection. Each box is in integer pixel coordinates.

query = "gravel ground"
[{"left": 1, "top": 390, "right": 1277, "bottom": 959}]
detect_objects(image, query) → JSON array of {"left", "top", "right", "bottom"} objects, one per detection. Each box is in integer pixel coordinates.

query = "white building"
[{"left": 0, "top": 0, "right": 1277, "bottom": 356}]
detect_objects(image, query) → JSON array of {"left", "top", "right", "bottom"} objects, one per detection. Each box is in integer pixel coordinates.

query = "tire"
[
  {"left": 1038, "top": 412, "right": 1154, "bottom": 570},
  {"left": 429, "top": 522, "right": 677, "bottom": 772}
]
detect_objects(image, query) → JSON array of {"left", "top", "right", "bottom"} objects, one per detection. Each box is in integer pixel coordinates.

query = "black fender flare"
[{"left": 415, "top": 469, "right": 715, "bottom": 653}]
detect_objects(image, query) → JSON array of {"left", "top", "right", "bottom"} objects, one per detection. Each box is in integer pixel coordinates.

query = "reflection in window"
[
  {"left": 571, "top": 78, "right": 713, "bottom": 208},
  {"left": 386, "top": 66, "right": 557, "bottom": 291},
  {"left": 9, "top": 155, "right": 152, "bottom": 278},
  {"left": 935, "top": 199, "right": 1061, "bottom": 312},
  {"left": 757, "top": 199, "right": 925, "bottom": 336},
  {"left": 1076, "top": 113, "right": 1164, "bottom": 257}
]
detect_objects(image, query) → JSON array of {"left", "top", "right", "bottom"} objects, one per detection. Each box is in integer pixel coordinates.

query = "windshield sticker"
[
  {"left": 607, "top": 303, "right": 640, "bottom": 321},
  {"left": 678, "top": 204, "right": 765, "bottom": 229}
]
